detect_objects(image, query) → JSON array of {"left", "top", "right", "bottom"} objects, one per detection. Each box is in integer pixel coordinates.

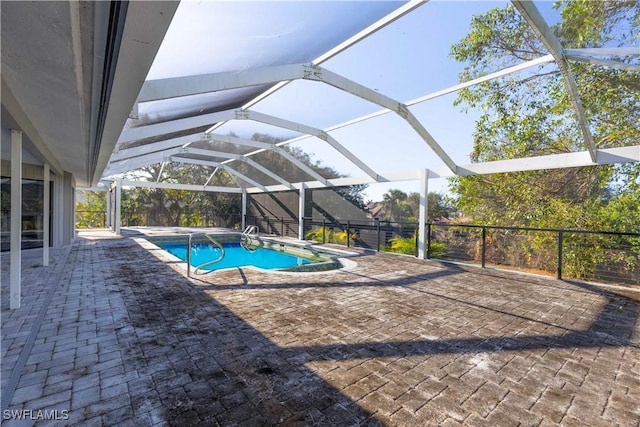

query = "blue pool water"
[{"left": 157, "top": 241, "right": 314, "bottom": 271}]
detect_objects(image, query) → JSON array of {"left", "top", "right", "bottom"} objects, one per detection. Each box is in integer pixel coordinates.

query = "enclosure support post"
[
  {"left": 481, "top": 227, "right": 487, "bottom": 268},
  {"left": 346, "top": 220, "right": 351, "bottom": 247},
  {"left": 10, "top": 130, "right": 22, "bottom": 309},
  {"left": 43, "top": 163, "right": 50, "bottom": 266},
  {"left": 426, "top": 223, "right": 432, "bottom": 259},
  {"left": 322, "top": 219, "right": 326, "bottom": 244},
  {"left": 106, "top": 189, "right": 112, "bottom": 229},
  {"left": 241, "top": 190, "right": 247, "bottom": 230},
  {"left": 418, "top": 168, "right": 430, "bottom": 259},
  {"left": 376, "top": 218, "right": 381, "bottom": 252},
  {"left": 298, "top": 183, "right": 305, "bottom": 240},
  {"left": 114, "top": 179, "right": 122, "bottom": 235},
  {"left": 557, "top": 231, "right": 564, "bottom": 279}
]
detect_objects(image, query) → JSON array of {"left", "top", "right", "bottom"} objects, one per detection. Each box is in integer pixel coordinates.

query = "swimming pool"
[{"left": 156, "top": 238, "right": 331, "bottom": 272}]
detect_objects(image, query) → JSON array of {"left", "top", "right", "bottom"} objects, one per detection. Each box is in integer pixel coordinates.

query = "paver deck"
[{"left": 1, "top": 229, "right": 639, "bottom": 426}]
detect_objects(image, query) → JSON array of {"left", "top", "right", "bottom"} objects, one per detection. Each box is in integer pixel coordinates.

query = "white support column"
[
  {"left": 10, "top": 130, "right": 22, "bottom": 309},
  {"left": 241, "top": 190, "right": 247, "bottom": 230},
  {"left": 114, "top": 179, "right": 122, "bottom": 235},
  {"left": 106, "top": 189, "right": 112, "bottom": 229},
  {"left": 298, "top": 182, "right": 306, "bottom": 240},
  {"left": 43, "top": 163, "right": 50, "bottom": 266},
  {"left": 418, "top": 169, "right": 429, "bottom": 260},
  {"left": 53, "top": 173, "right": 65, "bottom": 247}
]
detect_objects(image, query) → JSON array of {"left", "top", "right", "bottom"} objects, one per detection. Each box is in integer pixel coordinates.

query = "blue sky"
[{"left": 147, "top": 1, "right": 563, "bottom": 202}]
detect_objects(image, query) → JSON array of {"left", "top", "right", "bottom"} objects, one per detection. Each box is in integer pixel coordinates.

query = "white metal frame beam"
[
  {"left": 114, "top": 144, "right": 639, "bottom": 195},
  {"left": 121, "top": 179, "right": 243, "bottom": 193},
  {"left": 512, "top": 0, "right": 597, "bottom": 161},
  {"left": 301, "top": 65, "right": 457, "bottom": 173},
  {"left": 117, "top": 109, "right": 236, "bottom": 144},
  {"left": 206, "top": 133, "right": 330, "bottom": 186},
  {"left": 565, "top": 54, "right": 640, "bottom": 72},
  {"left": 238, "top": 0, "right": 429, "bottom": 112},
  {"left": 112, "top": 133, "right": 209, "bottom": 161},
  {"left": 168, "top": 156, "right": 269, "bottom": 192},
  {"left": 137, "top": 63, "right": 308, "bottom": 102},
  {"left": 564, "top": 47, "right": 640, "bottom": 56},
  {"left": 110, "top": 52, "right": 591, "bottom": 183},
  {"left": 131, "top": 62, "right": 453, "bottom": 176},
  {"left": 241, "top": 157, "right": 295, "bottom": 190},
  {"left": 109, "top": 134, "right": 305, "bottom": 190},
  {"left": 236, "top": 109, "right": 381, "bottom": 181},
  {"left": 252, "top": 145, "right": 640, "bottom": 193}
]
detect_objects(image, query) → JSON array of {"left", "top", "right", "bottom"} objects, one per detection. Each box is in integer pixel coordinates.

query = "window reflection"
[{"left": 0, "top": 178, "right": 50, "bottom": 251}]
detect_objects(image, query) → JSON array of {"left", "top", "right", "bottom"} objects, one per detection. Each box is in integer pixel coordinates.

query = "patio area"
[{"left": 1, "top": 228, "right": 639, "bottom": 426}]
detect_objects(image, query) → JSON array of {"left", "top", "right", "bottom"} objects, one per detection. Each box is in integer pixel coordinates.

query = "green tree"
[
  {"left": 83, "top": 132, "right": 368, "bottom": 227},
  {"left": 379, "top": 189, "right": 455, "bottom": 222},
  {"left": 76, "top": 191, "right": 107, "bottom": 228},
  {"left": 449, "top": 1, "right": 639, "bottom": 231},
  {"left": 448, "top": 1, "right": 639, "bottom": 280}
]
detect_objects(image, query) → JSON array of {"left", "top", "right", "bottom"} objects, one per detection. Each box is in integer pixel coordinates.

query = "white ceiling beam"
[
  {"left": 203, "top": 167, "right": 219, "bottom": 187},
  {"left": 138, "top": 63, "right": 308, "bottom": 102},
  {"left": 112, "top": 132, "right": 207, "bottom": 161},
  {"left": 117, "top": 109, "right": 236, "bottom": 144},
  {"left": 220, "top": 165, "right": 268, "bottom": 192},
  {"left": 116, "top": 145, "right": 639, "bottom": 194},
  {"left": 213, "top": 2, "right": 429, "bottom": 133},
  {"left": 272, "top": 147, "right": 330, "bottom": 186},
  {"left": 564, "top": 47, "right": 640, "bottom": 56},
  {"left": 512, "top": 0, "right": 597, "bottom": 162},
  {"left": 156, "top": 161, "right": 166, "bottom": 183},
  {"left": 303, "top": 65, "right": 457, "bottom": 173},
  {"left": 121, "top": 179, "right": 242, "bottom": 193},
  {"left": 410, "top": 54, "right": 555, "bottom": 104},
  {"left": 105, "top": 148, "right": 182, "bottom": 175},
  {"left": 566, "top": 55, "right": 640, "bottom": 72},
  {"left": 455, "top": 145, "right": 640, "bottom": 177},
  {"left": 242, "top": 55, "right": 561, "bottom": 156},
  {"left": 168, "top": 156, "right": 222, "bottom": 168},
  {"left": 168, "top": 156, "right": 268, "bottom": 192},
  {"left": 240, "top": 109, "right": 382, "bottom": 181},
  {"left": 241, "top": 157, "right": 295, "bottom": 190},
  {"left": 243, "top": 145, "right": 640, "bottom": 193},
  {"left": 204, "top": 133, "right": 328, "bottom": 185},
  {"left": 313, "top": 1, "right": 428, "bottom": 65},
  {"left": 190, "top": 133, "right": 328, "bottom": 186},
  {"left": 179, "top": 147, "right": 242, "bottom": 160},
  {"left": 110, "top": 147, "right": 181, "bottom": 167},
  {"left": 206, "top": 133, "right": 274, "bottom": 150}
]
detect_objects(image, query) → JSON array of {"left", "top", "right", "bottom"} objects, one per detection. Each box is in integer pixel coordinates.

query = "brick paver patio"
[{"left": 1, "top": 229, "right": 639, "bottom": 426}]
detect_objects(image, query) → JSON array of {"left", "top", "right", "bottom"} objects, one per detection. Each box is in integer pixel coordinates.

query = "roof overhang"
[{"left": 1, "top": 1, "right": 178, "bottom": 187}]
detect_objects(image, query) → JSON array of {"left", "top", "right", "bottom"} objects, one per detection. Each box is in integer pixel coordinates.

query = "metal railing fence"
[
  {"left": 298, "top": 217, "right": 639, "bottom": 286},
  {"left": 76, "top": 210, "right": 639, "bottom": 286}
]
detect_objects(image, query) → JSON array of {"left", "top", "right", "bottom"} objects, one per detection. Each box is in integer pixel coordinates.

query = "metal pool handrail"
[
  {"left": 187, "top": 233, "right": 225, "bottom": 277},
  {"left": 242, "top": 225, "right": 259, "bottom": 236},
  {"left": 240, "top": 225, "right": 259, "bottom": 253}
]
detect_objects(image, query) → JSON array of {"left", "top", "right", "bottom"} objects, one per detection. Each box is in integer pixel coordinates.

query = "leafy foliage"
[
  {"left": 304, "top": 227, "right": 357, "bottom": 245},
  {"left": 76, "top": 191, "right": 107, "bottom": 228},
  {"left": 379, "top": 189, "right": 455, "bottom": 222},
  {"left": 448, "top": 1, "right": 640, "bottom": 279}
]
